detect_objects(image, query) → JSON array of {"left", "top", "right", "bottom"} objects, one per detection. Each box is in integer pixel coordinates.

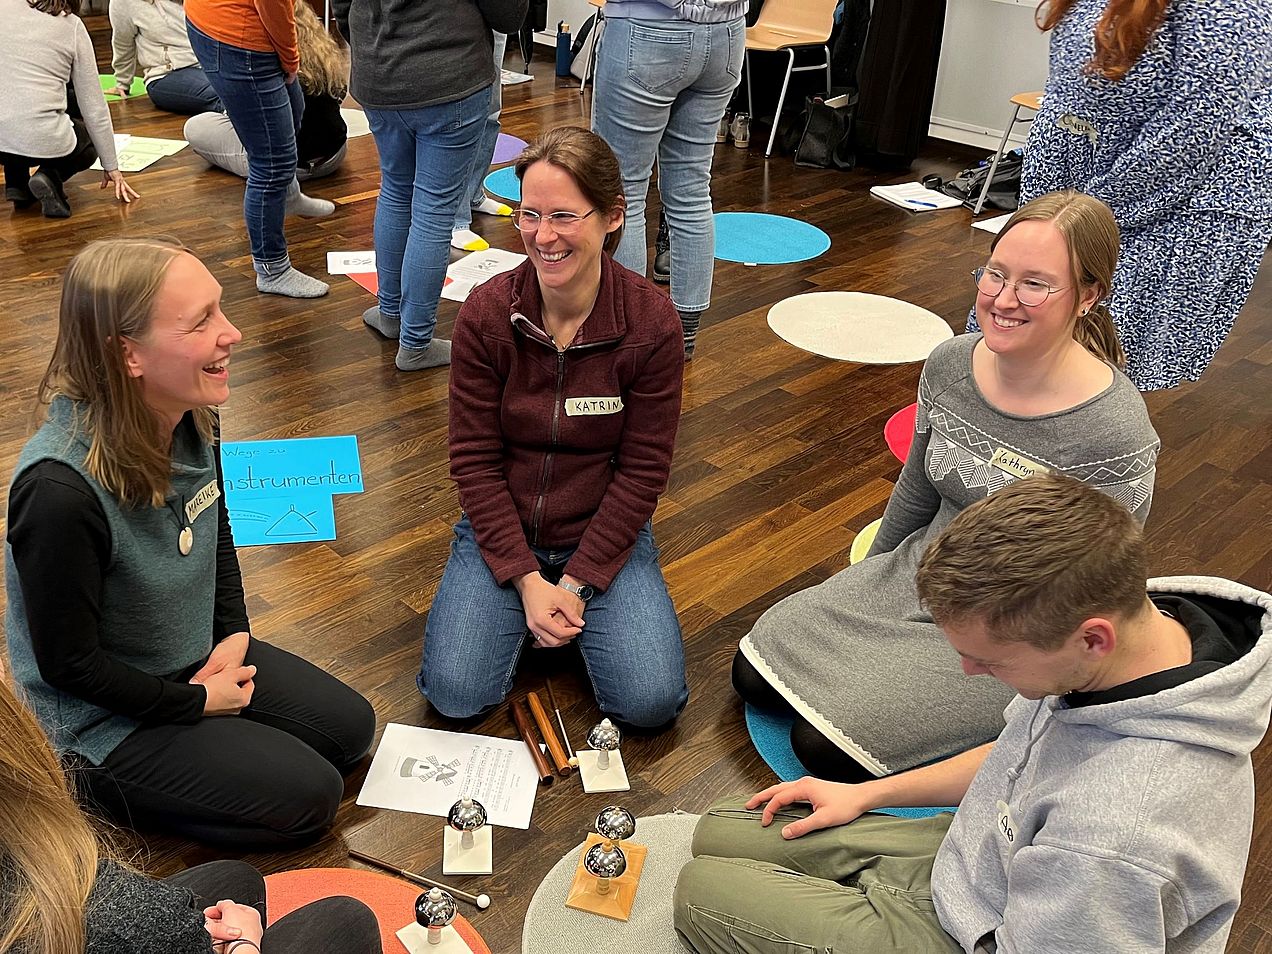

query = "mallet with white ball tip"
[{"left": 348, "top": 850, "right": 491, "bottom": 910}]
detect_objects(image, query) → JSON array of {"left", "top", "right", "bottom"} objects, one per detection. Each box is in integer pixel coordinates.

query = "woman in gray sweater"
[
  {"left": 734, "top": 191, "right": 1161, "bottom": 783},
  {"left": 0, "top": 0, "right": 139, "bottom": 217},
  {"left": 105, "top": 0, "right": 222, "bottom": 115}
]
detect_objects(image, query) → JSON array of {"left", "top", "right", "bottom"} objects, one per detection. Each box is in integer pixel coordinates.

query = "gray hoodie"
[
  {"left": 932, "top": 575, "right": 1272, "bottom": 954},
  {"left": 602, "top": 0, "right": 748, "bottom": 24}
]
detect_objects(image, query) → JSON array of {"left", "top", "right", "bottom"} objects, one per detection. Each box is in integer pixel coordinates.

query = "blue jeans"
[
  {"left": 453, "top": 32, "right": 508, "bottom": 231},
  {"left": 187, "top": 22, "right": 302, "bottom": 275},
  {"left": 147, "top": 64, "right": 223, "bottom": 115},
  {"left": 420, "top": 517, "right": 688, "bottom": 728},
  {"left": 366, "top": 87, "right": 489, "bottom": 350},
  {"left": 592, "top": 16, "right": 744, "bottom": 313}
]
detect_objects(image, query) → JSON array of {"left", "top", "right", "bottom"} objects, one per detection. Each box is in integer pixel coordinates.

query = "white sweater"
[
  {"left": 110, "top": 0, "right": 199, "bottom": 89},
  {"left": 0, "top": 0, "right": 119, "bottom": 169}
]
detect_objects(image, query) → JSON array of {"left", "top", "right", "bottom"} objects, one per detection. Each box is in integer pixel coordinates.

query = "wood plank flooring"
[{"left": 2, "top": 33, "right": 1270, "bottom": 953}]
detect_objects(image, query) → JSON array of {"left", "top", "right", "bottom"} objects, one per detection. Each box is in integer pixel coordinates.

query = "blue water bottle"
[{"left": 556, "top": 20, "right": 572, "bottom": 77}]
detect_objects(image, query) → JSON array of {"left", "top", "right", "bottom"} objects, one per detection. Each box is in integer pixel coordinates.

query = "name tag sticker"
[
  {"left": 565, "top": 396, "right": 624, "bottom": 416},
  {"left": 185, "top": 479, "right": 221, "bottom": 524},
  {"left": 990, "top": 448, "right": 1048, "bottom": 480}
]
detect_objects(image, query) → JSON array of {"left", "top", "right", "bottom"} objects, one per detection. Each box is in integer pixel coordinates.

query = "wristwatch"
[{"left": 558, "top": 579, "right": 595, "bottom": 602}]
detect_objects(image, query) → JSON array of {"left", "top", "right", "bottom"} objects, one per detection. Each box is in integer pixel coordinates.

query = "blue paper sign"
[
  {"left": 226, "top": 490, "right": 337, "bottom": 547},
  {"left": 220, "top": 436, "right": 363, "bottom": 496}
]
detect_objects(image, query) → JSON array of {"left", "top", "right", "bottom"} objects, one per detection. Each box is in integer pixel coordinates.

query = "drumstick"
[
  {"left": 545, "top": 678, "right": 578, "bottom": 767},
  {"left": 348, "top": 850, "right": 491, "bottom": 909},
  {"left": 528, "top": 690, "right": 572, "bottom": 776},
  {"left": 511, "top": 699, "right": 554, "bottom": 786}
]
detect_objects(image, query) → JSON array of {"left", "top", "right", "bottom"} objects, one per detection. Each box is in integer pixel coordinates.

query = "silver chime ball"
[
  {"left": 415, "top": 886, "right": 458, "bottom": 928},
  {"left": 587, "top": 718, "right": 622, "bottom": 751},
  {"left": 584, "top": 841, "right": 628, "bottom": 880},
  {"left": 595, "top": 805, "right": 636, "bottom": 843},
  {"left": 447, "top": 796, "right": 488, "bottom": 832}
]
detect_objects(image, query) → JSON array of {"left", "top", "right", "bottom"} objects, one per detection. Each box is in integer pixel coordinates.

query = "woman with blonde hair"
[
  {"left": 967, "top": 0, "right": 1272, "bottom": 389},
  {"left": 184, "top": 0, "right": 350, "bottom": 181},
  {"left": 0, "top": 675, "right": 382, "bottom": 954},
  {"left": 4, "top": 238, "right": 375, "bottom": 848},
  {"left": 734, "top": 190, "right": 1161, "bottom": 782}
]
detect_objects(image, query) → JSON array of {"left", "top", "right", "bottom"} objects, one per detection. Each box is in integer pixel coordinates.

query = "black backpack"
[{"left": 936, "top": 148, "right": 1025, "bottom": 211}]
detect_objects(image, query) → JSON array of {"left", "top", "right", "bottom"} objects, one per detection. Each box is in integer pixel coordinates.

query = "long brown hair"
[
  {"left": 515, "top": 126, "right": 626, "bottom": 255},
  {"left": 37, "top": 238, "right": 217, "bottom": 509},
  {"left": 991, "top": 190, "right": 1126, "bottom": 368},
  {"left": 0, "top": 677, "right": 99, "bottom": 954},
  {"left": 1036, "top": 0, "right": 1170, "bottom": 80},
  {"left": 294, "top": 0, "right": 349, "bottom": 100}
]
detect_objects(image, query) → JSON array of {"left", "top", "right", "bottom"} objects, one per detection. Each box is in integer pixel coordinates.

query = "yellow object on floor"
[{"left": 850, "top": 517, "right": 881, "bottom": 565}]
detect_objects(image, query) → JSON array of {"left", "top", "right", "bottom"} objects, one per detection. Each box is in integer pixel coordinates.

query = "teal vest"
[{"left": 4, "top": 396, "right": 220, "bottom": 764}]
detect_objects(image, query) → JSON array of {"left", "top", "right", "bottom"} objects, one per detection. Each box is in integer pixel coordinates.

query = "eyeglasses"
[
  {"left": 972, "top": 267, "right": 1068, "bottom": 308},
  {"left": 512, "top": 208, "right": 598, "bottom": 234}
]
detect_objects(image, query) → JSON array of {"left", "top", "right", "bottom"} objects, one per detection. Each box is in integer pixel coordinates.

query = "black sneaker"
[
  {"left": 5, "top": 184, "right": 36, "bottom": 209},
  {"left": 29, "top": 171, "right": 71, "bottom": 219},
  {"left": 653, "top": 213, "right": 670, "bottom": 284}
]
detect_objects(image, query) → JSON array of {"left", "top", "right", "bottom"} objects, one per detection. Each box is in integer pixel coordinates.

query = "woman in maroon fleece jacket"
[{"left": 419, "top": 126, "right": 687, "bottom": 729}]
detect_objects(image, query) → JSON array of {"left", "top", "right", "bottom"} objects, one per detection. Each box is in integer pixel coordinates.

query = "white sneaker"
[
  {"left": 717, "top": 113, "right": 731, "bottom": 143},
  {"left": 730, "top": 113, "right": 751, "bottom": 149}
]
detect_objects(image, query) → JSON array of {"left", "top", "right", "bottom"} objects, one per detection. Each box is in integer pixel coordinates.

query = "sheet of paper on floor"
[
  {"left": 92, "top": 136, "right": 186, "bottom": 172},
  {"left": 358, "top": 723, "right": 540, "bottom": 829},
  {"left": 971, "top": 212, "right": 1013, "bottom": 235},
  {"left": 869, "top": 182, "right": 964, "bottom": 212},
  {"left": 441, "top": 248, "right": 527, "bottom": 302},
  {"left": 328, "top": 250, "right": 377, "bottom": 275}
]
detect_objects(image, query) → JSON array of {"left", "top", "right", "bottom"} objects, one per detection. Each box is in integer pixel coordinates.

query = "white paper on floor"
[
  {"left": 91, "top": 135, "right": 185, "bottom": 172},
  {"left": 442, "top": 247, "right": 527, "bottom": 302},
  {"left": 357, "top": 723, "right": 540, "bottom": 829},
  {"left": 767, "top": 291, "right": 953, "bottom": 363},
  {"left": 340, "top": 107, "right": 372, "bottom": 138},
  {"left": 971, "top": 212, "right": 1013, "bottom": 234},
  {"left": 327, "top": 250, "right": 376, "bottom": 274}
]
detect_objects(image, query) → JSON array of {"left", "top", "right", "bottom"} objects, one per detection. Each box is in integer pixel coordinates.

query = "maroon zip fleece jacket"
[{"left": 448, "top": 255, "right": 684, "bottom": 592}]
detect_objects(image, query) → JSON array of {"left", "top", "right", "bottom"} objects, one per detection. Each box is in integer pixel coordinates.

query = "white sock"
[
  {"left": 473, "top": 195, "right": 513, "bottom": 217},
  {"left": 451, "top": 229, "right": 490, "bottom": 252},
  {"left": 257, "top": 267, "right": 329, "bottom": 298},
  {"left": 285, "top": 179, "right": 335, "bottom": 218}
]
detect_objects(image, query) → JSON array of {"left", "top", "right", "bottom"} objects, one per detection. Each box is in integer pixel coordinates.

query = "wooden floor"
[{"left": 2, "top": 34, "right": 1270, "bottom": 954}]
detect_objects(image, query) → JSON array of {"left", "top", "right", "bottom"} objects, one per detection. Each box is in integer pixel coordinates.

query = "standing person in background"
[
  {"left": 186, "top": 0, "right": 334, "bottom": 298},
  {"left": 968, "top": 0, "right": 1272, "bottom": 390},
  {"left": 451, "top": 31, "right": 516, "bottom": 254},
  {"left": 334, "top": 0, "right": 529, "bottom": 372},
  {"left": 106, "top": 0, "right": 223, "bottom": 115},
  {"left": 0, "top": 0, "right": 139, "bottom": 218},
  {"left": 591, "top": 0, "right": 747, "bottom": 360},
  {"left": 184, "top": 0, "right": 348, "bottom": 183}
]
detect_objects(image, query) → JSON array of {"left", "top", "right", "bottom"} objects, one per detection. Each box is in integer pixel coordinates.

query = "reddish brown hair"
[{"left": 1037, "top": 0, "right": 1170, "bottom": 80}]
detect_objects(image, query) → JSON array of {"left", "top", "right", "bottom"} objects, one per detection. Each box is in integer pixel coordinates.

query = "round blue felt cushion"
[
  {"left": 744, "top": 704, "right": 953, "bottom": 819},
  {"left": 714, "top": 212, "right": 831, "bottom": 265},
  {"left": 484, "top": 165, "right": 521, "bottom": 201}
]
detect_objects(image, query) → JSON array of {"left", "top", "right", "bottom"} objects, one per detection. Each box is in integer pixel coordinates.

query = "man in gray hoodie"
[{"left": 675, "top": 473, "right": 1271, "bottom": 953}]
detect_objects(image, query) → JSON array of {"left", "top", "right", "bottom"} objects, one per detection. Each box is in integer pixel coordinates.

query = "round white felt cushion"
[
  {"left": 522, "top": 811, "right": 700, "bottom": 954},
  {"left": 767, "top": 291, "right": 953, "bottom": 363},
  {"left": 340, "top": 108, "right": 372, "bottom": 138}
]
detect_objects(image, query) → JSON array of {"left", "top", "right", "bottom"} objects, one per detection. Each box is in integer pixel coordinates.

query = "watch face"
[{"left": 578, "top": 584, "right": 595, "bottom": 601}]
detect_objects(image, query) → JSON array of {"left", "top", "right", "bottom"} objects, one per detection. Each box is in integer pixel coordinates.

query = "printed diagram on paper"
[{"left": 358, "top": 724, "right": 540, "bottom": 829}]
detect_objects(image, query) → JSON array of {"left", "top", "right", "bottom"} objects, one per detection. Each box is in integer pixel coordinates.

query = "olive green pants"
[{"left": 673, "top": 797, "right": 962, "bottom": 954}]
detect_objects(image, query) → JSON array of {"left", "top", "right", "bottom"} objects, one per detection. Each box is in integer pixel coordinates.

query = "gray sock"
[
  {"left": 285, "top": 179, "right": 335, "bottom": 218},
  {"left": 362, "top": 305, "right": 401, "bottom": 339},
  {"left": 256, "top": 267, "right": 329, "bottom": 298},
  {"left": 679, "top": 310, "right": 702, "bottom": 359},
  {"left": 395, "top": 339, "right": 452, "bottom": 371}
]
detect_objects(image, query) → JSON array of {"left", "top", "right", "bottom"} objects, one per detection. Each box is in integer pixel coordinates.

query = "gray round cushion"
[{"left": 522, "top": 811, "right": 701, "bottom": 954}]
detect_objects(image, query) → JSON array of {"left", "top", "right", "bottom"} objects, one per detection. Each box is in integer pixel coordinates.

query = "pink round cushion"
[
  {"left": 265, "top": 867, "right": 491, "bottom": 954},
  {"left": 884, "top": 403, "right": 918, "bottom": 462}
]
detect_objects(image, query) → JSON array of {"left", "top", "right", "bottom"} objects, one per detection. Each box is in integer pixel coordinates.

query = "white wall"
[
  {"left": 929, "top": 0, "right": 1051, "bottom": 150},
  {"left": 538, "top": 0, "right": 598, "bottom": 47}
]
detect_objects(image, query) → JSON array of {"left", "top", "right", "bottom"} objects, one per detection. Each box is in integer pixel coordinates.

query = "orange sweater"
[{"left": 186, "top": 0, "right": 299, "bottom": 75}]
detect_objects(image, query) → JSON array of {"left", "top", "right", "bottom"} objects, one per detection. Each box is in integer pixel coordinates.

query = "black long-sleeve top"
[{"left": 6, "top": 455, "right": 249, "bottom": 725}]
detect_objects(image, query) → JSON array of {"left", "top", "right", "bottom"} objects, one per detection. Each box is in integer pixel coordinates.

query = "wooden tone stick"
[
  {"left": 348, "top": 850, "right": 492, "bottom": 909},
  {"left": 528, "top": 690, "right": 572, "bottom": 776},
  {"left": 511, "top": 699, "right": 554, "bottom": 786}
]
